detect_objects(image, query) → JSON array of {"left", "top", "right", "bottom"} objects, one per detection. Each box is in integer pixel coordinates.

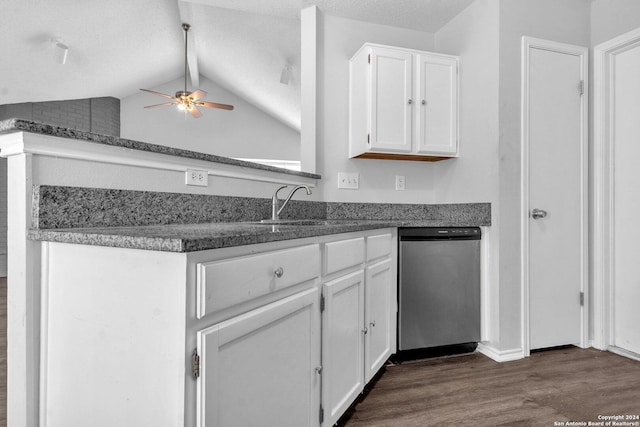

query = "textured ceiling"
[{"left": 0, "top": 0, "right": 474, "bottom": 130}]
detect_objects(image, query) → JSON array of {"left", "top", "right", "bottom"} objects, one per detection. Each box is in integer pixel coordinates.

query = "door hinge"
[
  {"left": 320, "top": 294, "right": 325, "bottom": 312},
  {"left": 319, "top": 405, "right": 324, "bottom": 423},
  {"left": 580, "top": 291, "right": 584, "bottom": 307},
  {"left": 578, "top": 80, "right": 584, "bottom": 96},
  {"left": 192, "top": 348, "right": 200, "bottom": 380}
]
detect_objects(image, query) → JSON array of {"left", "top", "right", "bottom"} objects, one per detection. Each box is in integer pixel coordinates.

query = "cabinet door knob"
[
  {"left": 370, "top": 320, "right": 376, "bottom": 328},
  {"left": 362, "top": 327, "right": 368, "bottom": 335},
  {"left": 407, "top": 99, "right": 413, "bottom": 105},
  {"left": 421, "top": 100, "right": 426, "bottom": 105},
  {"left": 274, "top": 267, "right": 284, "bottom": 278},
  {"left": 315, "top": 366, "right": 323, "bottom": 375}
]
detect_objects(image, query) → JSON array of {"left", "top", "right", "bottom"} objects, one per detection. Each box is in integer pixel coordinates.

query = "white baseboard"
[
  {"left": 477, "top": 343, "right": 525, "bottom": 362},
  {"left": 608, "top": 346, "right": 640, "bottom": 362}
]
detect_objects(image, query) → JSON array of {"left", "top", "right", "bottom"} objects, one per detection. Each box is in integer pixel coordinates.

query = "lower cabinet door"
[
  {"left": 322, "top": 270, "right": 365, "bottom": 426},
  {"left": 196, "top": 287, "right": 321, "bottom": 427},
  {"left": 365, "top": 258, "right": 395, "bottom": 383}
]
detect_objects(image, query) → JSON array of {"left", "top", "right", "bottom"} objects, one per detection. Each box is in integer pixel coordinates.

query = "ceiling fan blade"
[
  {"left": 140, "top": 88, "right": 176, "bottom": 99},
  {"left": 196, "top": 101, "right": 234, "bottom": 111},
  {"left": 144, "top": 102, "right": 178, "bottom": 109},
  {"left": 189, "top": 89, "right": 208, "bottom": 101},
  {"left": 189, "top": 106, "right": 202, "bottom": 118}
]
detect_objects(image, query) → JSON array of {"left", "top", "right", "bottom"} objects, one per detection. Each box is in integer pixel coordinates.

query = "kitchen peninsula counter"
[{"left": 28, "top": 217, "right": 488, "bottom": 253}]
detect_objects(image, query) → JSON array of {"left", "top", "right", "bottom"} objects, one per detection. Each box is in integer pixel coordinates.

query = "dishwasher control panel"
[{"left": 399, "top": 227, "right": 481, "bottom": 240}]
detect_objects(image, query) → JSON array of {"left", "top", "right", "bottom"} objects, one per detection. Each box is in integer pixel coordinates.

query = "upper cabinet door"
[
  {"left": 415, "top": 53, "right": 459, "bottom": 155},
  {"left": 369, "top": 47, "right": 414, "bottom": 153}
]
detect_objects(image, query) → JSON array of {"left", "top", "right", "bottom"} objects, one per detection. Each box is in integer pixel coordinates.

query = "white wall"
[
  {"left": 30, "top": 156, "right": 314, "bottom": 200},
  {"left": 120, "top": 76, "right": 300, "bottom": 162},
  {"left": 496, "top": 0, "right": 590, "bottom": 351},
  {"left": 591, "top": 0, "right": 640, "bottom": 46},
  {"left": 316, "top": 12, "right": 437, "bottom": 203},
  {"left": 429, "top": 0, "right": 592, "bottom": 354},
  {"left": 434, "top": 0, "right": 501, "bottom": 346}
]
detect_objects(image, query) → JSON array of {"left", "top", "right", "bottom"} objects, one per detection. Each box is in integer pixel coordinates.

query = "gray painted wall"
[{"left": 0, "top": 97, "right": 120, "bottom": 136}]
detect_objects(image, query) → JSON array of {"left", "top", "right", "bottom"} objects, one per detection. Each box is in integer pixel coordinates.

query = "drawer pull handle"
[{"left": 274, "top": 267, "right": 284, "bottom": 278}]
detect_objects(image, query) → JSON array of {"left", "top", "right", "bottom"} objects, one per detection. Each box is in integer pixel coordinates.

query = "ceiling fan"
[{"left": 140, "top": 23, "right": 233, "bottom": 118}]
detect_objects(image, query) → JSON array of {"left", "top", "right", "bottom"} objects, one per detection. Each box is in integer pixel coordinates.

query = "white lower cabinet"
[
  {"left": 321, "top": 271, "right": 365, "bottom": 426},
  {"left": 320, "top": 231, "right": 397, "bottom": 426},
  {"left": 38, "top": 229, "right": 397, "bottom": 427},
  {"left": 197, "top": 287, "right": 320, "bottom": 427},
  {"left": 364, "top": 258, "right": 395, "bottom": 383}
]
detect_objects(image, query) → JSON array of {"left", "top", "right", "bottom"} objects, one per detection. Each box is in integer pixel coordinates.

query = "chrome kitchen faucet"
[{"left": 271, "top": 185, "right": 312, "bottom": 220}]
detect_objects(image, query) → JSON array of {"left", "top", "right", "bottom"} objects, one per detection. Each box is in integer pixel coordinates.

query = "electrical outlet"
[
  {"left": 185, "top": 169, "right": 209, "bottom": 187},
  {"left": 396, "top": 175, "right": 406, "bottom": 191},
  {"left": 337, "top": 172, "right": 359, "bottom": 189}
]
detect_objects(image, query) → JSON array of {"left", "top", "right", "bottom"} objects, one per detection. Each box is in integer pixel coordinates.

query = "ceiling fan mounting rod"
[{"left": 182, "top": 23, "right": 190, "bottom": 95}]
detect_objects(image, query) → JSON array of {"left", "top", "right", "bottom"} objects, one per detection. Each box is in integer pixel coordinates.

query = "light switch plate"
[
  {"left": 185, "top": 169, "right": 209, "bottom": 187},
  {"left": 338, "top": 172, "right": 359, "bottom": 189}
]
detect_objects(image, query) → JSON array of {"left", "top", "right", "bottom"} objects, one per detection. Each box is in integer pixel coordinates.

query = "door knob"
[{"left": 531, "top": 208, "right": 548, "bottom": 219}]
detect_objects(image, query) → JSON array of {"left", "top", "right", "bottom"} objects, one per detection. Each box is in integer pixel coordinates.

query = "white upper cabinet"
[
  {"left": 415, "top": 54, "right": 458, "bottom": 156},
  {"left": 349, "top": 43, "right": 459, "bottom": 161},
  {"left": 369, "top": 46, "right": 414, "bottom": 153}
]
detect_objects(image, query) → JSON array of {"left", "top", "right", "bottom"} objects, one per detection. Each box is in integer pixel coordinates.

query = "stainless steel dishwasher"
[{"left": 398, "top": 227, "right": 481, "bottom": 352}]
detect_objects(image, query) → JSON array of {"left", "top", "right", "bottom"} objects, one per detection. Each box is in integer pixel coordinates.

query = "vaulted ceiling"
[{"left": 0, "top": 0, "right": 474, "bottom": 131}]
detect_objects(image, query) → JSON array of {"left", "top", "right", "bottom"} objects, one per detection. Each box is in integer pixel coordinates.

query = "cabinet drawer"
[
  {"left": 324, "top": 237, "right": 365, "bottom": 275},
  {"left": 197, "top": 244, "right": 320, "bottom": 319},
  {"left": 367, "top": 233, "right": 393, "bottom": 262}
]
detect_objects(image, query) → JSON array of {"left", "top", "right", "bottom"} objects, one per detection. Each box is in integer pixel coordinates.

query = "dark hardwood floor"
[
  {"left": 340, "top": 346, "right": 640, "bottom": 427},
  {"left": 0, "top": 281, "right": 637, "bottom": 427},
  {"left": 1, "top": 277, "right": 6, "bottom": 427}
]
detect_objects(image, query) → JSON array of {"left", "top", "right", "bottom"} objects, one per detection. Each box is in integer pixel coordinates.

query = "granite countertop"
[
  {"left": 0, "top": 118, "right": 321, "bottom": 180},
  {"left": 27, "top": 219, "right": 485, "bottom": 253}
]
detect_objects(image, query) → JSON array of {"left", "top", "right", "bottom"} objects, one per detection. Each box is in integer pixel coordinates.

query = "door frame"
[
  {"left": 520, "top": 36, "right": 589, "bottom": 357},
  {"left": 593, "top": 27, "right": 640, "bottom": 358}
]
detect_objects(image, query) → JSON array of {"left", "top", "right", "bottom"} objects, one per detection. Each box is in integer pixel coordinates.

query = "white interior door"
[
  {"left": 524, "top": 38, "right": 587, "bottom": 351},
  {"left": 613, "top": 43, "right": 640, "bottom": 356}
]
